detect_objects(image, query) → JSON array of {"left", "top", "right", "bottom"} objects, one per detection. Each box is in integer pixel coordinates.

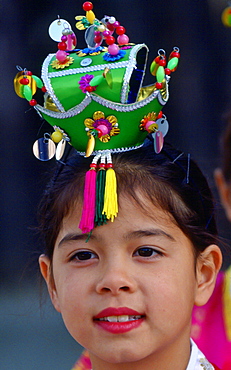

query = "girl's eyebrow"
[
  {"left": 124, "top": 229, "right": 176, "bottom": 242},
  {"left": 58, "top": 233, "right": 96, "bottom": 247},
  {"left": 58, "top": 228, "right": 175, "bottom": 248}
]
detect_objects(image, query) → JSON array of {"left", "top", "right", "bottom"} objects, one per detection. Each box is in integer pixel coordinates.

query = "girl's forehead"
[{"left": 60, "top": 194, "right": 180, "bottom": 239}]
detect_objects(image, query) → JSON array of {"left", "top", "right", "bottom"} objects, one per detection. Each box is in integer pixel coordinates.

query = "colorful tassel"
[
  {"left": 103, "top": 165, "right": 118, "bottom": 221},
  {"left": 103, "top": 151, "right": 118, "bottom": 222},
  {"left": 79, "top": 163, "right": 97, "bottom": 233},
  {"left": 95, "top": 161, "right": 107, "bottom": 226}
]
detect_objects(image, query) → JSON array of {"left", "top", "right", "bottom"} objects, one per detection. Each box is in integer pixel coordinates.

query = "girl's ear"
[
  {"left": 39, "top": 254, "right": 61, "bottom": 313},
  {"left": 194, "top": 244, "right": 222, "bottom": 306},
  {"left": 214, "top": 168, "right": 231, "bottom": 222}
]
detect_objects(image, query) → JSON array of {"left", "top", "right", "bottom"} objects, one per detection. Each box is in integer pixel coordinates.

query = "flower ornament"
[
  {"left": 77, "top": 46, "right": 107, "bottom": 57},
  {"left": 51, "top": 56, "right": 74, "bottom": 69},
  {"left": 84, "top": 111, "right": 120, "bottom": 143},
  {"left": 140, "top": 112, "right": 159, "bottom": 133},
  {"left": 140, "top": 111, "right": 169, "bottom": 154},
  {"left": 79, "top": 74, "right": 96, "bottom": 93}
]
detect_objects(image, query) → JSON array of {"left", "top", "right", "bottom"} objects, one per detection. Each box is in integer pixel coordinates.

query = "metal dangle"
[{"left": 33, "top": 134, "right": 56, "bottom": 161}]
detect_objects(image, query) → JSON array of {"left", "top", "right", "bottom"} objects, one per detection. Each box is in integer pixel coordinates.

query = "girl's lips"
[
  {"left": 93, "top": 307, "right": 145, "bottom": 334},
  {"left": 94, "top": 307, "right": 143, "bottom": 319}
]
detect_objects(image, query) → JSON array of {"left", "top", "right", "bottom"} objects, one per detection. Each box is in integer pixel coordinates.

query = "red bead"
[
  {"left": 94, "top": 35, "right": 102, "bottom": 44},
  {"left": 107, "top": 23, "right": 114, "bottom": 32},
  {"left": 96, "top": 129, "right": 103, "bottom": 138},
  {"left": 29, "top": 99, "right": 37, "bottom": 106},
  {"left": 114, "top": 21, "right": 120, "bottom": 27},
  {"left": 90, "top": 163, "right": 97, "bottom": 168},
  {"left": 58, "top": 42, "right": 67, "bottom": 50},
  {"left": 106, "top": 163, "right": 113, "bottom": 168},
  {"left": 26, "top": 71, "right": 33, "bottom": 76},
  {"left": 158, "top": 59, "right": 166, "bottom": 67},
  {"left": 155, "top": 82, "right": 163, "bottom": 89},
  {"left": 170, "top": 51, "right": 180, "bottom": 58},
  {"left": 19, "top": 77, "right": 29, "bottom": 85},
  {"left": 164, "top": 68, "right": 171, "bottom": 75},
  {"left": 86, "top": 85, "right": 95, "bottom": 92},
  {"left": 154, "top": 56, "right": 160, "bottom": 63},
  {"left": 116, "top": 26, "right": 126, "bottom": 35},
  {"left": 41, "top": 86, "right": 47, "bottom": 92},
  {"left": 99, "top": 163, "right": 106, "bottom": 168},
  {"left": 105, "top": 36, "right": 115, "bottom": 45},
  {"left": 157, "top": 111, "right": 163, "bottom": 119},
  {"left": 83, "top": 2, "right": 93, "bottom": 11}
]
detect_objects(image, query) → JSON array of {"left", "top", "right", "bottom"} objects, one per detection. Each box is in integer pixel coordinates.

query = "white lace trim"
[
  {"left": 35, "top": 87, "right": 162, "bottom": 119},
  {"left": 76, "top": 143, "right": 144, "bottom": 157}
]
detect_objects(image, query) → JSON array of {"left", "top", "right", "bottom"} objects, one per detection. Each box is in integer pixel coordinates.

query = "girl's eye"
[
  {"left": 70, "top": 250, "right": 97, "bottom": 261},
  {"left": 133, "top": 247, "right": 160, "bottom": 258}
]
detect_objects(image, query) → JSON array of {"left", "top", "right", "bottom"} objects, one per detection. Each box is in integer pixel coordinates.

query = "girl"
[{"left": 38, "top": 139, "right": 222, "bottom": 370}]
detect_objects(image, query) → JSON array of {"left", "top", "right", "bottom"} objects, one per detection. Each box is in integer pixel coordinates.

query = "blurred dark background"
[{"left": 1, "top": 0, "right": 231, "bottom": 368}]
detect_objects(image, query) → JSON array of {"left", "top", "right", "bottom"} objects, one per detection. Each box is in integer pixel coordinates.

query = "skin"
[{"left": 40, "top": 194, "right": 222, "bottom": 370}]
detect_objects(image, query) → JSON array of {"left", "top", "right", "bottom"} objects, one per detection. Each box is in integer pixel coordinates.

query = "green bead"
[
  {"left": 90, "top": 75, "right": 104, "bottom": 87},
  {"left": 32, "top": 75, "right": 43, "bottom": 88},
  {"left": 167, "top": 57, "right": 179, "bottom": 71},
  {"left": 150, "top": 61, "right": 157, "bottom": 76},
  {"left": 23, "top": 85, "right": 33, "bottom": 101},
  {"left": 156, "top": 66, "right": 165, "bottom": 83}
]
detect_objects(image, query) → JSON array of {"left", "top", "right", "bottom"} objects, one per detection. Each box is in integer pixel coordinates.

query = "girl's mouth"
[
  {"left": 97, "top": 315, "right": 143, "bottom": 322},
  {"left": 93, "top": 308, "right": 145, "bottom": 334}
]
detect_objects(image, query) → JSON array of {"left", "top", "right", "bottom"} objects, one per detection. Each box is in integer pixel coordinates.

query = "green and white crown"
[{"left": 14, "top": 1, "right": 180, "bottom": 159}]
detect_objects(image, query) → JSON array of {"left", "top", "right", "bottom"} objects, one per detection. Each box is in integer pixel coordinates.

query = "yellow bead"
[
  {"left": 86, "top": 10, "right": 95, "bottom": 24},
  {"left": 51, "top": 131, "right": 63, "bottom": 143}
]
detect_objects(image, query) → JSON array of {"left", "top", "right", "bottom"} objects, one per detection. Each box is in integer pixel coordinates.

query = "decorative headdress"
[{"left": 14, "top": 1, "right": 180, "bottom": 233}]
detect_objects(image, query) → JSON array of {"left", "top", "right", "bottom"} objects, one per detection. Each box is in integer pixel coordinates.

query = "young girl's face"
[{"left": 40, "top": 194, "right": 206, "bottom": 368}]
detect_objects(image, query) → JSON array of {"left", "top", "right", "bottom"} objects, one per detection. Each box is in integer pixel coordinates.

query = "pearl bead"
[
  {"left": 98, "top": 24, "right": 106, "bottom": 32},
  {"left": 108, "top": 17, "right": 116, "bottom": 24}
]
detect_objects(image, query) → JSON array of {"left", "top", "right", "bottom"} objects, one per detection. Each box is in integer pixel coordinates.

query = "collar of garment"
[{"left": 186, "top": 339, "right": 214, "bottom": 370}]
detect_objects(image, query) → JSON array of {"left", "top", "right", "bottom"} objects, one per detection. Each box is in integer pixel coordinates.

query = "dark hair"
[
  {"left": 220, "top": 111, "right": 231, "bottom": 182},
  {"left": 37, "top": 139, "right": 217, "bottom": 260}
]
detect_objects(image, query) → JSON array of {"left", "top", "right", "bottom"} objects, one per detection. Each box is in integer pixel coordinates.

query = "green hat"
[{"left": 14, "top": 1, "right": 180, "bottom": 233}]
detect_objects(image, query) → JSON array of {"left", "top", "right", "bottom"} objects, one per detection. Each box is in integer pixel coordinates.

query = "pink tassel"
[{"left": 79, "top": 164, "right": 97, "bottom": 233}]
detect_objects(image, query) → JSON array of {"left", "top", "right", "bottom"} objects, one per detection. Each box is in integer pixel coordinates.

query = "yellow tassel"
[{"left": 103, "top": 167, "right": 118, "bottom": 222}]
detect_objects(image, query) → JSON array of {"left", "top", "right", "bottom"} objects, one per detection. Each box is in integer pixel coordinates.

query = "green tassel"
[{"left": 95, "top": 168, "right": 107, "bottom": 226}]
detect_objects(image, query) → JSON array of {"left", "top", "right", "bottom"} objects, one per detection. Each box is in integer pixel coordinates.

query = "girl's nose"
[{"left": 95, "top": 262, "right": 137, "bottom": 295}]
